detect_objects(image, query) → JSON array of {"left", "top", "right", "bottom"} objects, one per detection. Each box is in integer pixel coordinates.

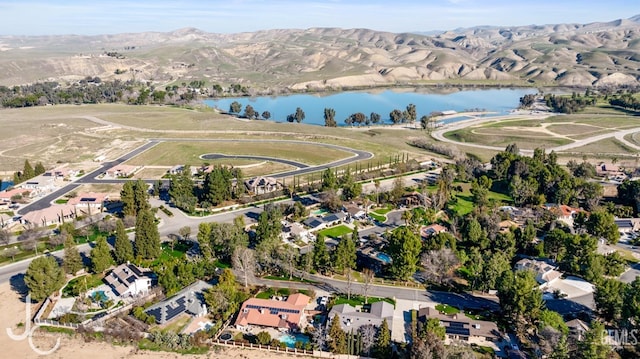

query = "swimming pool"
[
  {"left": 91, "top": 290, "right": 108, "bottom": 302},
  {"left": 376, "top": 252, "right": 392, "bottom": 264},
  {"left": 279, "top": 333, "right": 310, "bottom": 348}
]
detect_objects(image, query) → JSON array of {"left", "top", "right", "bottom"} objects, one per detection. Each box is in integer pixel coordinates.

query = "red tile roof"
[{"left": 235, "top": 293, "right": 310, "bottom": 330}]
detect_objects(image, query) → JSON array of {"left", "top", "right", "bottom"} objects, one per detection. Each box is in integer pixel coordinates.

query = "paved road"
[
  {"left": 201, "top": 153, "right": 310, "bottom": 168},
  {"left": 431, "top": 112, "right": 640, "bottom": 155},
  {"left": 17, "top": 141, "right": 160, "bottom": 215},
  {"left": 16, "top": 138, "right": 372, "bottom": 215}
]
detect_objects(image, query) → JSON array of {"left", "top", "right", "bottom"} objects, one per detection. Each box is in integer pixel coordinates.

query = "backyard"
[{"left": 318, "top": 224, "right": 353, "bottom": 239}]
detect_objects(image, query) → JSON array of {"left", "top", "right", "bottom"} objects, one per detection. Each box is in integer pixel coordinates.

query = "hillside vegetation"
[{"left": 1, "top": 16, "right": 640, "bottom": 90}]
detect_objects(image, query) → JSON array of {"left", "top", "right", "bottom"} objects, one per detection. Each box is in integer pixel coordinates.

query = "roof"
[
  {"left": 21, "top": 204, "right": 76, "bottom": 225},
  {"left": 235, "top": 293, "right": 310, "bottom": 329},
  {"left": 285, "top": 222, "right": 307, "bottom": 236},
  {"left": 566, "top": 318, "right": 590, "bottom": 333},
  {"left": 145, "top": 280, "right": 212, "bottom": 324},
  {"left": 344, "top": 204, "right": 364, "bottom": 216},
  {"left": 328, "top": 301, "right": 394, "bottom": 332},
  {"left": 615, "top": 219, "right": 633, "bottom": 229},
  {"left": 420, "top": 224, "right": 447, "bottom": 237},
  {"left": 324, "top": 212, "right": 346, "bottom": 222},
  {"left": 106, "top": 164, "right": 138, "bottom": 175},
  {"left": 67, "top": 192, "right": 109, "bottom": 205},
  {"left": 418, "top": 307, "right": 501, "bottom": 341},
  {"left": 303, "top": 217, "right": 324, "bottom": 228},
  {"left": 515, "top": 258, "right": 561, "bottom": 284},
  {"left": 0, "top": 188, "right": 31, "bottom": 200},
  {"left": 104, "top": 263, "right": 151, "bottom": 296}
]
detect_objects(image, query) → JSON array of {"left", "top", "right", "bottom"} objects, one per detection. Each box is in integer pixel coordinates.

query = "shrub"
[{"left": 256, "top": 331, "right": 271, "bottom": 345}]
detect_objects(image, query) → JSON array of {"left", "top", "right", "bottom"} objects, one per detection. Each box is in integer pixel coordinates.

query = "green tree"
[
  {"left": 370, "top": 112, "right": 381, "bottom": 124},
  {"left": 324, "top": 108, "right": 337, "bottom": 127},
  {"left": 539, "top": 309, "right": 569, "bottom": 334},
  {"left": 197, "top": 222, "right": 213, "bottom": 260},
  {"left": 321, "top": 168, "right": 338, "bottom": 191},
  {"left": 421, "top": 317, "right": 446, "bottom": 340},
  {"left": 120, "top": 181, "right": 136, "bottom": 216},
  {"left": 389, "top": 109, "right": 403, "bottom": 124},
  {"left": 113, "top": 219, "right": 134, "bottom": 264},
  {"left": 576, "top": 321, "right": 613, "bottom": 359},
  {"left": 90, "top": 235, "right": 113, "bottom": 273},
  {"left": 24, "top": 256, "right": 65, "bottom": 302},
  {"left": 333, "top": 234, "right": 356, "bottom": 274},
  {"left": 341, "top": 169, "right": 362, "bottom": 201},
  {"left": 229, "top": 101, "right": 242, "bottom": 114},
  {"left": 63, "top": 234, "right": 83, "bottom": 274},
  {"left": 22, "top": 159, "right": 35, "bottom": 180},
  {"left": 243, "top": 104, "right": 256, "bottom": 119},
  {"left": 594, "top": 278, "right": 626, "bottom": 323},
  {"left": 134, "top": 209, "right": 161, "bottom": 260},
  {"left": 169, "top": 166, "right": 197, "bottom": 213},
  {"left": 313, "top": 234, "right": 330, "bottom": 274},
  {"left": 586, "top": 210, "right": 619, "bottom": 244},
  {"left": 261, "top": 111, "right": 271, "bottom": 120},
  {"left": 294, "top": 107, "right": 305, "bottom": 123},
  {"left": 34, "top": 162, "right": 45, "bottom": 175},
  {"left": 405, "top": 103, "right": 417, "bottom": 123},
  {"left": 374, "top": 318, "right": 391, "bottom": 358},
  {"left": 387, "top": 227, "right": 422, "bottom": 281},
  {"left": 328, "top": 314, "right": 347, "bottom": 354},
  {"left": 497, "top": 269, "right": 544, "bottom": 328},
  {"left": 479, "top": 251, "right": 511, "bottom": 292},
  {"left": 256, "top": 331, "right": 271, "bottom": 345},
  {"left": 623, "top": 277, "right": 640, "bottom": 327}
]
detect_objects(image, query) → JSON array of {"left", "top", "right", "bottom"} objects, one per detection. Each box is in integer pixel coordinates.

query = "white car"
[{"left": 319, "top": 296, "right": 328, "bottom": 306}]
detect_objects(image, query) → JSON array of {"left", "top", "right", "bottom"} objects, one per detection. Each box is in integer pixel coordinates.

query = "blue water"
[
  {"left": 204, "top": 88, "right": 534, "bottom": 126},
  {"left": 376, "top": 252, "right": 392, "bottom": 264},
  {"left": 0, "top": 181, "right": 13, "bottom": 191},
  {"left": 92, "top": 290, "right": 108, "bottom": 302},
  {"left": 279, "top": 333, "right": 310, "bottom": 348}
]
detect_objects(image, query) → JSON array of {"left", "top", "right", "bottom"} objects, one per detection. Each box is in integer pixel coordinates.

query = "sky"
[{"left": 0, "top": 0, "right": 638, "bottom": 36}]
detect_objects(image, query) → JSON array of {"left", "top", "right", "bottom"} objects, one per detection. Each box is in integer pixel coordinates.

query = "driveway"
[{"left": 392, "top": 299, "right": 436, "bottom": 343}]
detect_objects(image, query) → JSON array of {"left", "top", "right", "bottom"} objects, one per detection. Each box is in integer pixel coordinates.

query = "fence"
[
  {"left": 34, "top": 318, "right": 79, "bottom": 329},
  {"left": 213, "top": 339, "right": 314, "bottom": 356}
]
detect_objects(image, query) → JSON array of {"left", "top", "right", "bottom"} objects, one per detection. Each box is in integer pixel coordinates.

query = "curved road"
[
  {"left": 17, "top": 138, "right": 373, "bottom": 214},
  {"left": 201, "top": 153, "right": 310, "bottom": 168},
  {"left": 431, "top": 113, "right": 640, "bottom": 155}
]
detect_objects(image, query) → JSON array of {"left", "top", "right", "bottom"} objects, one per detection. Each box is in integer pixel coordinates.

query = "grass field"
[
  {"left": 124, "top": 141, "right": 352, "bottom": 166},
  {"left": 449, "top": 182, "right": 512, "bottom": 215},
  {"left": 318, "top": 224, "right": 353, "bottom": 239},
  {"left": 562, "top": 138, "right": 639, "bottom": 155},
  {"left": 444, "top": 128, "right": 572, "bottom": 149}
]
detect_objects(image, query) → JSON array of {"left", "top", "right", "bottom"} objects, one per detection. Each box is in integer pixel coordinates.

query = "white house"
[{"left": 104, "top": 263, "right": 153, "bottom": 298}]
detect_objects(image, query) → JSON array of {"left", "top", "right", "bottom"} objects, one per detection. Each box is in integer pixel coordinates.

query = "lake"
[{"left": 203, "top": 88, "right": 536, "bottom": 126}]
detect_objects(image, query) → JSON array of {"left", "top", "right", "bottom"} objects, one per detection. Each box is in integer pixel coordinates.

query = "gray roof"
[
  {"left": 304, "top": 217, "right": 324, "bottom": 228},
  {"left": 324, "top": 212, "right": 346, "bottom": 223},
  {"left": 615, "top": 219, "right": 633, "bottom": 229},
  {"left": 328, "top": 301, "right": 394, "bottom": 333},
  {"left": 145, "top": 280, "right": 212, "bottom": 324}
]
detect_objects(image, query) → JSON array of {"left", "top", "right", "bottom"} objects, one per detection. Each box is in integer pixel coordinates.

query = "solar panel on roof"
[
  {"left": 80, "top": 197, "right": 97, "bottom": 202},
  {"left": 446, "top": 327, "right": 470, "bottom": 336}
]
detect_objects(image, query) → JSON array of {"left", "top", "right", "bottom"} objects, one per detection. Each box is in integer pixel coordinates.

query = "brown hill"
[{"left": 1, "top": 16, "right": 640, "bottom": 89}]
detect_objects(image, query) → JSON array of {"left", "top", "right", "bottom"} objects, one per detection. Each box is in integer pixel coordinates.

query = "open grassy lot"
[
  {"left": 560, "top": 138, "right": 639, "bottom": 155},
  {"left": 449, "top": 182, "right": 512, "bottom": 216},
  {"left": 624, "top": 132, "right": 640, "bottom": 147},
  {"left": 132, "top": 167, "right": 169, "bottom": 179},
  {"left": 124, "top": 140, "right": 353, "bottom": 166},
  {"left": 444, "top": 128, "right": 572, "bottom": 149},
  {"left": 545, "top": 123, "right": 607, "bottom": 136}
]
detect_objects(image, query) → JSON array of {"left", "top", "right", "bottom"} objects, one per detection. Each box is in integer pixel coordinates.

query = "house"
[
  {"left": 596, "top": 163, "right": 622, "bottom": 177},
  {"left": 323, "top": 212, "right": 346, "bottom": 226},
  {"left": 615, "top": 219, "right": 635, "bottom": 233},
  {"left": 566, "top": 318, "right": 590, "bottom": 340},
  {"left": 67, "top": 192, "right": 109, "bottom": 214},
  {"left": 402, "top": 191, "right": 429, "bottom": 207},
  {"left": 281, "top": 221, "right": 314, "bottom": 244},
  {"left": 343, "top": 203, "right": 365, "bottom": 220},
  {"left": 104, "top": 263, "right": 153, "bottom": 298},
  {"left": 499, "top": 220, "right": 519, "bottom": 233},
  {"left": 19, "top": 176, "right": 54, "bottom": 193},
  {"left": 303, "top": 216, "right": 326, "bottom": 231},
  {"left": 515, "top": 258, "right": 562, "bottom": 286},
  {"left": 0, "top": 188, "right": 31, "bottom": 204},
  {"left": 543, "top": 204, "right": 585, "bottom": 221},
  {"left": 0, "top": 213, "right": 13, "bottom": 228},
  {"left": 145, "top": 280, "right": 212, "bottom": 324},
  {"left": 235, "top": 293, "right": 310, "bottom": 331},
  {"left": 168, "top": 165, "right": 198, "bottom": 176},
  {"left": 418, "top": 307, "right": 502, "bottom": 344},
  {"left": 244, "top": 176, "right": 280, "bottom": 194},
  {"left": 104, "top": 164, "right": 139, "bottom": 178},
  {"left": 328, "top": 301, "right": 394, "bottom": 333},
  {"left": 21, "top": 204, "right": 76, "bottom": 227},
  {"left": 420, "top": 224, "right": 447, "bottom": 238},
  {"left": 43, "top": 167, "right": 78, "bottom": 180}
]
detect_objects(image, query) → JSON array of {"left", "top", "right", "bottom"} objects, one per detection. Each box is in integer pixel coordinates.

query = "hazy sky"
[{"left": 1, "top": 0, "right": 638, "bottom": 36}]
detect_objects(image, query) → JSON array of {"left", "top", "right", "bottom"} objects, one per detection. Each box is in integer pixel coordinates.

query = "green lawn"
[
  {"left": 369, "top": 212, "right": 386, "bottom": 222},
  {"left": 371, "top": 206, "right": 393, "bottom": 215},
  {"left": 256, "top": 287, "right": 294, "bottom": 299},
  {"left": 435, "top": 304, "right": 460, "bottom": 315},
  {"left": 318, "top": 224, "right": 353, "bottom": 239},
  {"left": 62, "top": 273, "right": 105, "bottom": 297},
  {"left": 448, "top": 183, "right": 512, "bottom": 216},
  {"left": 333, "top": 294, "right": 395, "bottom": 307}
]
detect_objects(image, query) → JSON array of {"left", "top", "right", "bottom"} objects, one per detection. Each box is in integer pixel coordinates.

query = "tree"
[
  {"left": 358, "top": 325, "right": 377, "bottom": 357},
  {"left": 312, "top": 235, "right": 330, "bottom": 274},
  {"left": 134, "top": 209, "right": 161, "bottom": 260},
  {"left": 0, "top": 228, "right": 10, "bottom": 246},
  {"left": 389, "top": 109, "right": 403, "bottom": 124},
  {"left": 321, "top": 168, "right": 338, "bottom": 191},
  {"left": 370, "top": 112, "right": 381, "bottom": 124},
  {"left": 374, "top": 319, "right": 391, "bottom": 358},
  {"left": 24, "top": 256, "right": 65, "bottom": 302},
  {"left": 179, "top": 226, "right": 191, "bottom": 240},
  {"left": 243, "top": 104, "right": 255, "bottom": 119},
  {"left": 169, "top": 166, "right": 197, "bottom": 213},
  {"left": 390, "top": 177, "right": 405, "bottom": 205},
  {"left": 120, "top": 181, "right": 136, "bottom": 216},
  {"left": 34, "top": 162, "right": 45, "bottom": 175},
  {"left": 63, "top": 234, "right": 83, "bottom": 275},
  {"left": 387, "top": 227, "right": 422, "bottom": 281},
  {"left": 586, "top": 210, "right": 619, "bottom": 244},
  {"left": 324, "top": 108, "right": 337, "bottom": 127},
  {"left": 22, "top": 159, "right": 35, "bottom": 180},
  {"left": 229, "top": 101, "right": 242, "bottom": 114},
  {"left": 362, "top": 268, "right": 375, "bottom": 304},
  {"left": 1, "top": 247, "right": 19, "bottom": 262},
  {"left": 256, "top": 331, "right": 271, "bottom": 345},
  {"left": 261, "top": 111, "right": 271, "bottom": 120},
  {"left": 594, "top": 278, "right": 625, "bottom": 323},
  {"left": 333, "top": 235, "right": 356, "bottom": 274},
  {"left": 90, "top": 235, "right": 113, "bottom": 273},
  {"left": 576, "top": 321, "right": 613, "bottom": 359},
  {"left": 497, "top": 269, "right": 544, "bottom": 328},
  {"left": 279, "top": 245, "right": 299, "bottom": 280},
  {"left": 421, "top": 248, "right": 460, "bottom": 287},
  {"left": 294, "top": 107, "right": 305, "bottom": 123},
  {"left": 328, "top": 314, "right": 347, "bottom": 354},
  {"left": 113, "top": 219, "right": 134, "bottom": 264},
  {"left": 405, "top": 103, "right": 417, "bottom": 124}
]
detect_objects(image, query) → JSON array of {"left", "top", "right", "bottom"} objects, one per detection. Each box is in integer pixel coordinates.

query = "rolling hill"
[{"left": 1, "top": 15, "right": 640, "bottom": 90}]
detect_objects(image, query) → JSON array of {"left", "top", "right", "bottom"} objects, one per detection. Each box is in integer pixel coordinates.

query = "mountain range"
[{"left": 1, "top": 15, "right": 640, "bottom": 89}]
